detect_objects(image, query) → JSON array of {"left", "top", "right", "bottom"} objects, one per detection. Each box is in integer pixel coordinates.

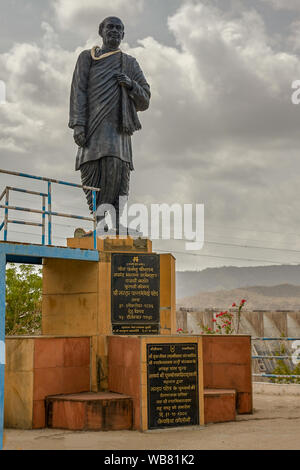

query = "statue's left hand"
[
  {"left": 73, "top": 126, "right": 86, "bottom": 148},
  {"left": 115, "top": 73, "right": 133, "bottom": 90}
]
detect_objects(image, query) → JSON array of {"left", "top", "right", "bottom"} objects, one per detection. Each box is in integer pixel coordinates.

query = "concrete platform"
[{"left": 3, "top": 394, "right": 300, "bottom": 450}]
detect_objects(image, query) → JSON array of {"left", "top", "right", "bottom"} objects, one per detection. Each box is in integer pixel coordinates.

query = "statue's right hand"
[{"left": 73, "top": 126, "right": 86, "bottom": 147}]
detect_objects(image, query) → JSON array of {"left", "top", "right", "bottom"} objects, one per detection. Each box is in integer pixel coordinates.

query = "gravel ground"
[{"left": 3, "top": 394, "right": 300, "bottom": 450}]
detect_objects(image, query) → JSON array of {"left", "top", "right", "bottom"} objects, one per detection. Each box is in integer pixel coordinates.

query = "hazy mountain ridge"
[
  {"left": 177, "top": 284, "right": 300, "bottom": 311},
  {"left": 176, "top": 265, "right": 300, "bottom": 299}
]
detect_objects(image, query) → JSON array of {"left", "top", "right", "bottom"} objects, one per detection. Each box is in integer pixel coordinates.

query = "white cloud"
[
  {"left": 288, "top": 19, "right": 300, "bottom": 51},
  {"left": 1, "top": 2, "right": 300, "bottom": 268},
  {"left": 126, "top": 2, "right": 300, "bottom": 172},
  {"left": 0, "top": 22, "right": 81, "bottom": 175},
  {"left": 127, "top": 3, "right": 300, "bottom": 256},
  {"left": 0, "top": 137, "right": 26, "bottom": 154},
  {"left": 260, "top": 0, "right": 300, "bottom": 11},
  {"left": 53, "top": 0, "right": 144, "bottom": 34}
]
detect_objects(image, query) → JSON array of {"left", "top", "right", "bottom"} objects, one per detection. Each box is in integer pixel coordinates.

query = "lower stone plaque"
[{"left": 147, "top": 343, "right": 199, "bottom": 429}]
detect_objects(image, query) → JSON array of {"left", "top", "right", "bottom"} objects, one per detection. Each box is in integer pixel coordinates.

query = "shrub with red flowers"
[
  {"left": 235, "top": 299, "right": 246, "bottom": 334},
  {"left": 176, "top": 328, "right": 194, "bottom": 335},
  {"left": 202, "top": 310, "right": 234, "bottom": 335},
  {"left": 201, "top": 299, "right": 246, "bottom": 335}
]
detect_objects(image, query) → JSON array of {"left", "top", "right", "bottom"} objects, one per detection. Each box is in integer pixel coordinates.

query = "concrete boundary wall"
[{"left": 177, "top": 309, "right": 300, "bottom": 337}]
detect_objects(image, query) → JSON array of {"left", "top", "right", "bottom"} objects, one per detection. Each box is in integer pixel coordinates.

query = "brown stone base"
[
  {"left": 46, "top": 392, "right": 133, "bottom": 431},
  {"left": 204, "top": 389, "right": 236, "bottom": 424},
  {"left": 5, "top": 336, "right": 90, "bottom": 429}
]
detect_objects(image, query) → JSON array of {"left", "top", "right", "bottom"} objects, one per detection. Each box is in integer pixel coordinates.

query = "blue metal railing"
[
  {"left": 252, "top": 337, "right": 300, "bottom": 381},
  {"left": 0, "top": 169, "right": 100, "bottom": 249},
  {"left": 252, "top": 337, "right": 300, "bottom": 341}
]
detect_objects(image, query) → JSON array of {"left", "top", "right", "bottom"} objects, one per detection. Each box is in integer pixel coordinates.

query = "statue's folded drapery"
[{"left": 69, "top": 49, "right": 151, "bottom": 171}]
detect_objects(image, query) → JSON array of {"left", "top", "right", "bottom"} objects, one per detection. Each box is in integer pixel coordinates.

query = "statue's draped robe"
[{"left": 69, "top": 49, "right": 150, "bottom": 213}]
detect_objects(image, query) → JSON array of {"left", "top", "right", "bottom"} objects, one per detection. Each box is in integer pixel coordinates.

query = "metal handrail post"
[
  {"left": 4, "top": 188, "right": 9, "bottom": 242},
  {"left": 42, "top": 196, "right": 46, "bottom": 246},
  {"left": 0, "top": 252, "right": 6, "bottom": 451},
  {"left": 48, "top": 182, "right": 52, "bottom": 245},
  {"left": 92, "top": 191, "right": 97, "bottom": 250},
  {"left": 0, "top": 189, "right": 6, "bottom": 202}
]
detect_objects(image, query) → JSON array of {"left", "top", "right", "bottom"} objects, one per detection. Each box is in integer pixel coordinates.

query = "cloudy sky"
[{"left": 1, "top": 0, "right": 300, "bottom": 271}]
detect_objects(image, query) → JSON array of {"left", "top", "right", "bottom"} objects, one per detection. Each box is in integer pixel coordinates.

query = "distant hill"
[
  {"left": 176, "top": 265, "right": 300, "bottom": 299},
  {"left": 177, "top": 284, "right": 300, "bottom": 311}
]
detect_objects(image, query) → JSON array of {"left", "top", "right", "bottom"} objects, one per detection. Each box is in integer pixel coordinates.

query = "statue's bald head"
[
  {"left": 99, "top": 17, "right": 124, "bottom": 36},
  {"left": 98, "top": 17, "right": 124, "bottom": 50}
]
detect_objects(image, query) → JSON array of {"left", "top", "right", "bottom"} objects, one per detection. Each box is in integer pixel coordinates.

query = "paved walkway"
[{"left": 3, "top": 394, "right": 300, "bottom": 450}]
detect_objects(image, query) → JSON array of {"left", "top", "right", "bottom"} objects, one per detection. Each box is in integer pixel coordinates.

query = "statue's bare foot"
[
  {"left": 74, "top": 228, "right": 87, "bottom": 238},
  {"left": 82, "top": 230, "right": 93, "bottom": 238},
  {"left": 74, "top": 226, "right": 109, "bottom": 238}
]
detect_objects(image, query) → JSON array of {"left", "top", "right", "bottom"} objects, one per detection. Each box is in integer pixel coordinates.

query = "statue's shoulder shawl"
[
  {"left": 80, "top": 49, "right": 92, "bottom": 57},
  {"left": 121, "top": 52, "right": 145, "bottom": 80},
  {"left": 122, "top": 52, "right": 139, "bottom": 65},
  {"left": 122, "top": 52, "right": 135, "bottom": 60},
  {"left": 77, "top": 49, "right": 93, "bottom": 65}
]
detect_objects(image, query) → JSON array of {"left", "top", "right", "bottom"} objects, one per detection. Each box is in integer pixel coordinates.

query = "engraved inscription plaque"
[
  {"left": 111, "top": 253, "right": 160, "bottom": 334},
  {"left": 147, "top": 343, "right": 199, "bottom": 429},
  {"left": 112, "top": 324, "right": 160, "bottom": 335}
]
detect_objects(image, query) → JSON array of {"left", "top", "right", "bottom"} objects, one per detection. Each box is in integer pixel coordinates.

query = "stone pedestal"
[
  {"left": 4, "top": 236, "right": 253, "bottom": 431},
  {"left": 42, "top": 237, "right": 176, "bottom": 391}
]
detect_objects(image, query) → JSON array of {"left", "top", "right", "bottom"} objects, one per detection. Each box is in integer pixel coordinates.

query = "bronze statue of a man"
[{"left": 69, "top": 16, "right": 150, "bottom": 235}]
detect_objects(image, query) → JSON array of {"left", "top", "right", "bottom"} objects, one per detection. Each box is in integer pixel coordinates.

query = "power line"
[
  {"left": 3, "top": 180, "right": 300, "bottom": 239},
  {"left": 4, "top": 197, "right": 300, "bottom": 242},
  {"left": 183, "top": 239, "right": 300, "bottom": 255},
  {"left": 5, "top": 225, "right": 300, "bottom": 264},
  {"left": 4, "top": 209, "right": 300, "bottom": 246},
  {"left": 204, "top": 223, "right": 300, "bottom": 239},
  {"left": 5, "top": 221, "right": 300, "bottom": 254},
  {"left": 4, "top": 229, "right": 293, "bottom": 264},
  {"left": 154, "top": 249, "right": 296, "bottom": 265},
  {"left": 155, "top": 236, "right": 300, "bottom": 255},
  {"left": 4, "top": 231, "right": 299, "bottom": 265},
  {"left": 5, "top": 197, "right": 300, "bottom": 238},
  {"left": 7, "top": 219, "right": 300, "bottom": 254}
]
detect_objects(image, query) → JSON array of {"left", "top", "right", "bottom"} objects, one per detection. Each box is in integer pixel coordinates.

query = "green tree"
[{"left": 5, "top": 264, "right": 42, "bottom": 335}]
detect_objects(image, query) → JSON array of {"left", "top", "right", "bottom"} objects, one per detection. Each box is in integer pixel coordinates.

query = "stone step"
[
  {"left": 204, "top": 388, "right": 236, "bottom": 424},
  {"left": 46, "top": 392, "right": 133, "bottom": 431}
]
